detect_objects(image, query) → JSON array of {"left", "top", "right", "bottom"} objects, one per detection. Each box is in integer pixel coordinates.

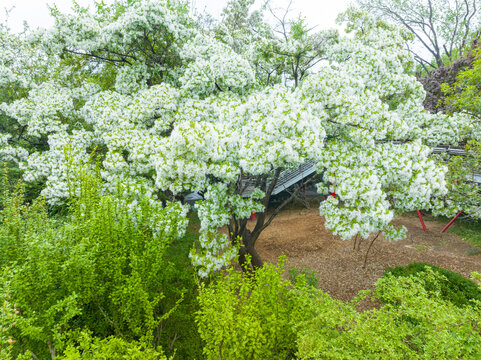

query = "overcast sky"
[{"left": 1, "top": 0, "right": 353, "bottom": 33}]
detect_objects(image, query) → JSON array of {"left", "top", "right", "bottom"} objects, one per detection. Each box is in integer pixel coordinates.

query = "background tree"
[
  {"left": 215, "top": 0, "right": 338, "bottom": 88},
  {"left": 215, "top": 0, "right": 285, "bottom": 86},
  {"left": 358, "top": 0, "right": 481, "bottom": 72},
  {"left": 442, "top": 45, "right": 481, "bottom": 119},
  {"left": 417, "top": 45, "right": 478, "bottom": 113},
  {"left": 439, "top": 46, "right": 481, "bottom": 219},
  {"left": 215, "top": 0, "right": 266, "bottom": 54},
  {"left": 265, "top": 1, "right": 338, "bottom": 88}
]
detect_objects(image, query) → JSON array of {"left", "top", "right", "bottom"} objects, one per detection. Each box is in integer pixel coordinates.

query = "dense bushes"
[
  {"left": 197, "top": 259, "right": 481, "bottom": 360},
  {"left": 2, "top": 166, "right": 481, "bottom": 359},
  {"left": 155, "top": 229, "right": 205, "bottom": 359},
  {"left": 295, "top": 270, "right": 481, "bottom": 359},
  {"left": 0, "top": 169, "right": 200, "bottom": 359},
  {"left": 197, "top": 259, "right": 298, "bottom": 359},
  {"left": 384, "top": 262, "right": 481, "bottom": 307},
  {"left": 60, "top": 332, "right": 167, "bottom": 360}
]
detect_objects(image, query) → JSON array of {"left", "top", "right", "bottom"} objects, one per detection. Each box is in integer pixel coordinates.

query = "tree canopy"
[{"left": 0, "top": 0, "right": 476, "bottom": 275}]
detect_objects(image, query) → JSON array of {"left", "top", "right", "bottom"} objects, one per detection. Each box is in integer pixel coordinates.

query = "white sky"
[{"left": 1, "top": 0, "right": 353, "bottom": 33}]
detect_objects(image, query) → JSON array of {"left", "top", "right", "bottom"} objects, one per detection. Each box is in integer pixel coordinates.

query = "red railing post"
[
  {"left": 329, "top": 182, "right": 336, "bottom": 198},
  {"left": 441, "top": 210, "right": 463, "bottom": 233},
  {"left": 416, "top": 210, "right": 427, "bottom": 232}
]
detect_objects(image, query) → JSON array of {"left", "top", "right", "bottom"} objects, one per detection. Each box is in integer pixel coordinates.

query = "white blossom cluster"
[
  {"left": 146, "top": 199, "right": 189, "bottom": 240},
  {"left": 150, "top": 84, "right": 327, "bottom": 273},
  {"left": 180, "top": 34, "right": 256, "bottom": 98},
  {"left": 317, "top": 140, "right": 449, "bottom": 240},
  {"left": 0, "top": 134, "right": 29, "bottom": 163},
  {"left": 3, "top": 82, "right": 73, "bottom": 137},
  {"left": 190, "top": 183, "right": 262, "bottom": 277},
  {"left": 0, "top": 29, "right": 30, "bottom": 88},
  {"left": 35, "top": 0, "right": 193, "bottom": 62}
]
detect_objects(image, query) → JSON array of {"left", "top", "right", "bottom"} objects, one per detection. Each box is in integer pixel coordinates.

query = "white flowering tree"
[
  {"left": 0, "top": 22, "right": 54, "bottom": 165},
  {"left": 0, "top": 1, "right": 474, "bottom": 275}
]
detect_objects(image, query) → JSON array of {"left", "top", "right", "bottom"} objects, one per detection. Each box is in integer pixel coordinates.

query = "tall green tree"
[
  {"left": 440, "top": 46, "right": 481, "bottom": 219},
  {"left": 216, "top": 0, "right": 338, "bottom": 88},
  {"left": 266, "top": 9, "right": 338, "bottom": 88}
]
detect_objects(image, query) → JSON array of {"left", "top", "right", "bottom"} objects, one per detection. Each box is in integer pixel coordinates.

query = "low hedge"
[{"left": 383, "top": 262, "right": 481, "bottom": 307}]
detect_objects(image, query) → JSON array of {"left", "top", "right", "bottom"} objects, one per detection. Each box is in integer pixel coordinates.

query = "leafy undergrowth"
[
  {"left": 198, "top": 257, "right": 481, "bottom": 360},
  {"left": 158, "top": 218, "right": 205, "bottom": 360},
  {"left": 0, "top": 169, "right": 204, "bottom": 359}
]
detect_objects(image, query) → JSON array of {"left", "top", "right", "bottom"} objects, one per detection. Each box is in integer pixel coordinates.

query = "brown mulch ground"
[{"left": 252, "top": 206, "right": 481, "bottom": 304}]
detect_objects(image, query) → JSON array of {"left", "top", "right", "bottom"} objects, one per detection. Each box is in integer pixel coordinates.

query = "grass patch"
[
  {"left": 448, "top": 218, "right": 481, "bottom": 248},
  {"left": 468, "top": 248, "right": 481, "bottom": 256}
]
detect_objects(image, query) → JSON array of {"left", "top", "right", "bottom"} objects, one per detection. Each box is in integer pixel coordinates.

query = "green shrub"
[
  {"left": 197, "top": 260, "right": 481, "bottom": 360},
  {"left": 291, "top": 269, "right": 481, "bottom": 359},
  {"left": 383, "top": 262, "right": 481, "bottom": 307},
  {"left": 196, "top": 257, "right": 297, "bottom": 360},
  {"left": 0, "top": 170, "right": 191, "bottom": 358},
  {"left": 288, "top": 265, "right": 320, "bottom": 288},
  {"left": 156, "top": 230, "right": 205, "bottom": 359},
  {"left": 60, "top": 331, "right": 167, "bottom": 360},
  {"left": 0, "top": 268, "right": 31, "bottom": 360}
]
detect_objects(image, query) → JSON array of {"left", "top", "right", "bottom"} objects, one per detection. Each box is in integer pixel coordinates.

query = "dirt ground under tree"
[{"left": 252, "top": 205, "right": 481, "bottom": 303}]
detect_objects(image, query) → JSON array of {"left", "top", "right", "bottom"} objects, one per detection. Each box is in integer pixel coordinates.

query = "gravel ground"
[{"left": 252, "top": 207, "right": 481, "bottom": 305}]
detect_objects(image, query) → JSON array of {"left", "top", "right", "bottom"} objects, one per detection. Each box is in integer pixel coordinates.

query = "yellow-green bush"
[
  {"left": 60, "top": 331, "right": 167, "bottom": 360},
  {"left": 197, "top": 258, "right": 297, "bottom": 360},
  {"left": 198, "top": 260, "right": 481, "bottom": 360},
  {"left": 0, "top": 169, "right": 195, "bottom": 359}
]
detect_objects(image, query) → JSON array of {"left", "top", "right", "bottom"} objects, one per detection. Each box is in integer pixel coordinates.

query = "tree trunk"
[
  {"left": 237, "top": 229, "right": 264, "bottom": 272},
  {"left": 232, "top": 172, "right": 317, "bottom": 273},
  {"left": 246, "top": 245, "right": 264, "bottom": 269}
]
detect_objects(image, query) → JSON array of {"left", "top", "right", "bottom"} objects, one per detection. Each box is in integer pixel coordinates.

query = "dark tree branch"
[
  {"left": 65, "top": 48, "right": 133, "bottom": 65},
  {"left": 327, "top": 118, "right": 369, "bottom": 130},
  {"left": 363, "top": 231, "right": 381, "bottom": 268}
]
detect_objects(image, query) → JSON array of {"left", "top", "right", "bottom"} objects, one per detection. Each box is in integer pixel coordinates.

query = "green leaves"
[
  {"left": 60, "top": 330, "right": 167, "bottom": 360},
  {"left": 0, "top": 169, "right": 188, "bottom": 358},
  {"left": 197, "top": 259, "right": 481, "bottom": 359},
  {"left": 196, "top": 258, "right": 297, "bottom": 359},
  {"left": 442, "top": 48, "right": 481, "bottom": 118}
]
